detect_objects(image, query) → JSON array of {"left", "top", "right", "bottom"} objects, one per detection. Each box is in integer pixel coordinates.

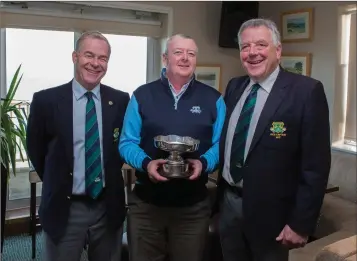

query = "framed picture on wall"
[
  {"left": 195, "top": 65, "right": 222, "bottom": 93},
  {"left": 281, "top": 8, "right": 314, "bottom": 42},
  {"left": 280, "top": 53, "right": 312, "bottom": 76}
]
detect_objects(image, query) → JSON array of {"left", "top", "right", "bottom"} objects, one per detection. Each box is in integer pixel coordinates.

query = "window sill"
[
  {"left": 4, "top": 206, "right": 41, "bottom": 237},
  {"left": 332, "top": 140, "right": 357, "bottom": 155},
  {"left": 6, "top": 206, "right": 39, "bottom": 221}
]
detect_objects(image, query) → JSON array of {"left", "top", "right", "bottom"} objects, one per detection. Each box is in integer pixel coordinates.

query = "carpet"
[
  {"left": 2, "top": 220, "right": 128, "bottom": 261},
  {"left": 2, "top": 232, "right": 88, "bottom": 261}
]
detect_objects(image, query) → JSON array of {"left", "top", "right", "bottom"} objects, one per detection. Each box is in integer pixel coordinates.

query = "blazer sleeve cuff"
[
  {"left": 142, "top": 157, "right": 151, "bottom": 172},
  {"left": 288, "top": 220, "right": 313, "bottom": 238},
  {"left": 199, "top": 157, "right": 208, "bottom": 173}
]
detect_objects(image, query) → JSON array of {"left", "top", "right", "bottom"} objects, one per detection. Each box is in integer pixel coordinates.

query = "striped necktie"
[
  {"left": 85, "top": 92, "right": 103, "bottom": 199},
  {"left": 230, "top": 83, "right": 260, "bottom": 183}
]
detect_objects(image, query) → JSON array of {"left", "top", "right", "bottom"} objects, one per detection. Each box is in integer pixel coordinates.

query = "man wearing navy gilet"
[{"left": 119, "top": 34, "right": 226, "bottom": 261}]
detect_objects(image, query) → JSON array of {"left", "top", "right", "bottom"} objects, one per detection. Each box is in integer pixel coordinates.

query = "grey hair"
[
  {"left": 164, "top": 33, "right": 198, "bottom": 55},
  {"left": 75, "top": 31, "right": 111, "bottom": 57},
  {"left": 237, "top": 18, "right": 281, "bottom": 49}
]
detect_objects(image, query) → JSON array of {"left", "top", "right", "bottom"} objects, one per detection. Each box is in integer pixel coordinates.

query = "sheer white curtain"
[{"left": 344, "top": 12, "right": 356, "bottom": 144}]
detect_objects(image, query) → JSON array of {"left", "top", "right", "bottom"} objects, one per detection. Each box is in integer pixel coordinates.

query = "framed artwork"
[
  {"left": 280, "top": 53, "right": 312, "bottom": 76},
  {"left": 195, "top": 65, "right": 222, "bottom": 93},
  {"left": 281, "top": 8, "right": 313, "bottom": 42}
]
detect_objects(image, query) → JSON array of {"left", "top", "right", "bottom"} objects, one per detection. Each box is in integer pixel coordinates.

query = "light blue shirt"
[
  {"left": 169, "top": 81, "right": 191, "bottom": 110},
  {"left": 72, "top": 79, "right": 105, "bottom": 195},
  {"left": 161, "top": 68, "right": 193, "bottom": 109}
]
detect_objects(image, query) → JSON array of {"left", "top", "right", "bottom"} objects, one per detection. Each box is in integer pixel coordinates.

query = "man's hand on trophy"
[
  {"left": 147, "top": 159, "right": 169, "bottom": 183},
  {"left": 187, "top": 159, "right": 202, "bottom": 180}
]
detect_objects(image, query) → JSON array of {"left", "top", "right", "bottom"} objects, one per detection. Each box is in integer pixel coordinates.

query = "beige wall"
[
  {"left": 330, "top": 150, "right": 357, "bottom": 203},
  {"left": 140, "top": 1, "right": 346, "bottom": 103},
  {"left": 144, "top": 1, "right": 245, "bottom": 93},
  {"left": 259, "top": 1, "right": 346, "bottom": 124},
  {"left": 166, "top": 1, "right": 244, "bottom": 93}
]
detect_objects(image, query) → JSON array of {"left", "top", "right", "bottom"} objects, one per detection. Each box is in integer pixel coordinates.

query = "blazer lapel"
[
  {"left": 219, "top": 77, "right": 250, "bottom": 171},
  {"left": 100, "top": 86, "right": 118, "bottom": 165},
  {"left": 57, "top": 82, "right": 74, "bottom": 171},
  {"left": 231, "top": 77, "right": 250, "bottom": 111},
  {"left": 247, "top": 70, "right": 291, "bottom": 157}
]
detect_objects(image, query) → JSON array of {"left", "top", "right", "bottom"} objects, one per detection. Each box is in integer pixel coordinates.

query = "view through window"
[
  {"left": 5, "top": 28, "right": 148, "bottom": 208},
  {"left": 342, "top": 11, "right": 356, "bottom": 147},
  {"left": 102, "top": 33, "right": 147, "bottom": 96}
]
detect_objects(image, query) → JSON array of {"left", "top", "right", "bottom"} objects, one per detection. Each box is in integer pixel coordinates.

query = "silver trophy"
[{"left": 154, "top": 135, "right": 200, "bottom": 178}]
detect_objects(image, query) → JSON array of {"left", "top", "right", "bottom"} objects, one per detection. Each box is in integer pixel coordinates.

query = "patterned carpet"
[
  {"left": 2, "top": 219, "right": 128, "bottom": 261},
  {"left": 2, "top": 232, "right": 88, "bottom": 261}
]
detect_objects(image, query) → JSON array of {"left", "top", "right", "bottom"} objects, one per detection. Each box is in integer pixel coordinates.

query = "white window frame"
[
  {"left": 72, "top": 1, "right": 174, "bottom": 75},
  {"left": 0, "top": 1, "right": 174, "bottom": 86},
  {"left": 331, "top": 3, "right": 357, "bottom": 155},
  {"left": 0, "top": 28, "right": 6, "bottom": 99},
  {"left": 0, "top": 1, "right": 173, "bottom": 211}
]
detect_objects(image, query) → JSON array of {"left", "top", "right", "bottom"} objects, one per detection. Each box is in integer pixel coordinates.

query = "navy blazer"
[
  {"left": 26, "top": 81, "right": 130, "bottom": 243},
  {"left": 216, "top": 68, "right": 331, "bottom": 245}
]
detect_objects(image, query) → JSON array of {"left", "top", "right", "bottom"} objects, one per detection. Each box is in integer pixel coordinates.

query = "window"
[
  {"left": 102, "top": 34, "right": 147, "bottom": 96},
  {"left": 6, "top": 29, "right": 75, "bottom": 101},
  {"left": 342, "top": 11, "right": 356, "bottom": 147},
  {"left": 332, "top": 4, "right": 356, "bottom": 153},
  {"left": 4, "top": 28, "right": 148, "bottom": 210},
  {"left": 1, "top": 1, "right": 171, "bottom": 213},
  {"left": 6, "top": 28, "right": 75, "bottom": 209}
]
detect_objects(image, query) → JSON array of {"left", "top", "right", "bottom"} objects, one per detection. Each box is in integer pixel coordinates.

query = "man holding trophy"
[{"left": 119, "top": 34, "right": 226, "bottom": 261}]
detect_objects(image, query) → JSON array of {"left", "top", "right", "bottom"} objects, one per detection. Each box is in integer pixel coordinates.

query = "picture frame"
[
  {"left": 195, "top": 65, "right": 222, "bottom": 93},
  {"left": 280, "top": 53, "right": 312, "bottom": 76},
  {"left": 280, "top": 8, "right": 314, "bottom": 42}
]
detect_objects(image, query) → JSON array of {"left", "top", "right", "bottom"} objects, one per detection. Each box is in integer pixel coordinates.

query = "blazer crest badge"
[
  {"left": 113, "top": 128, "right": 120, "bottom": 142},
  {"left": 270, "top": 122, "right": 287, "bottom": 139}
]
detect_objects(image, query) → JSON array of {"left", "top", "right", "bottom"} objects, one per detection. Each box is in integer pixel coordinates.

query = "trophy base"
[{"left": 159, "top": 162, "right": 190, "bottom": 179}]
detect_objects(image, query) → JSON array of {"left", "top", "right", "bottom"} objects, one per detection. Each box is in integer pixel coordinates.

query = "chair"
[
  {"left": 121, "top": 164, "right": 136, "bottom": 260},
  {"left": 28, "top": 168, "right": 41, "bottom": 259}
]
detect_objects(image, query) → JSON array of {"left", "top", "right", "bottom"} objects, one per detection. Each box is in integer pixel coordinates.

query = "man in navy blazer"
[
  {"left": 26, "top": 31, "right": 130, "bottom": 261},
  {"left": 215, "top": 19, "right": 331, "bottom": 261}
]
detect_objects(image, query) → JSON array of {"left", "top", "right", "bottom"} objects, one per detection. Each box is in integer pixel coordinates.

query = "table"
[{"left": 325, "top": 184, "right": 340, "bottom": 194}]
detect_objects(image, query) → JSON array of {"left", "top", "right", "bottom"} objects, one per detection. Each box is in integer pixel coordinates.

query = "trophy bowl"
[{"left": 154, "top": 135, "right": 200, "bottom": 178}]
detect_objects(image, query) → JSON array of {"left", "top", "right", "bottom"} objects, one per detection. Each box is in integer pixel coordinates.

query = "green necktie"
[
  {"left": 230, "top": 83, "right": 260, "bottom": 183},
  {"left": 85, "top": 92, "right": 103, "bottom": 199}
]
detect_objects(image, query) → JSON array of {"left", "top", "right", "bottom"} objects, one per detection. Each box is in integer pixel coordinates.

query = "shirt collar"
[
  {"left": 168, "top": 76, "right": 191, "bottom": 97},
  {"left": 161, "top": 68, "right": 194, "bottom": 91},
  {"left": 72, "top": 78, "right": 101, "bottom": 101},
  {"left": 249, "top": 65, "right": 280, "bottom": 94}
]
